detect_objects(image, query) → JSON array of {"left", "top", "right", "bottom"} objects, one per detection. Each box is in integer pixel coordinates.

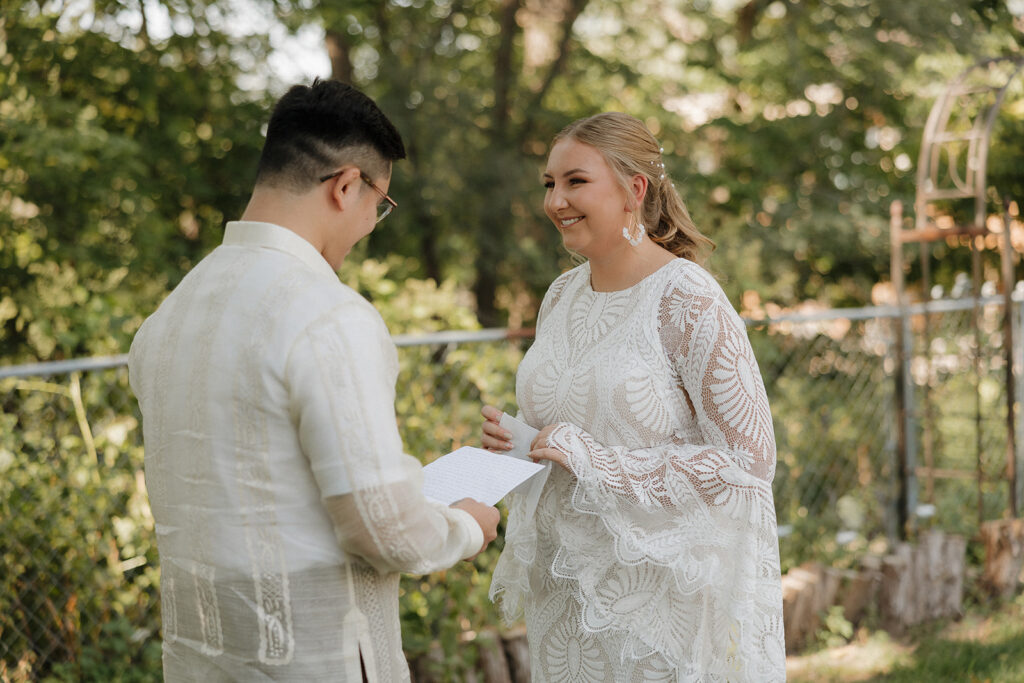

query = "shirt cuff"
[{"left": 447, "top": 506, "right": 485, "bottom": 560}]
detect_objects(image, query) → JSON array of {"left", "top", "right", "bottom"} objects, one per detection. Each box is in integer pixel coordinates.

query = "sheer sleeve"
[
  {"left": 545, "top": 282, "right": 776, "bottom": 529},
  {"left": 286, "top": 301, "right": 482, "bottom": 574},
  {"left": 323, "top": 484, "right": 482, "bottom": 575}
]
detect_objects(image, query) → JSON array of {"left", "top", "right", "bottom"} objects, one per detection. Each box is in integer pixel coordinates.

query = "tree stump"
[
  {"left": 838, "top": 556, "right": 881, "bottom": 626},
  {"left": 924, "top": 530, "right": 966, "bottom": 619},
  {"left": 408, "top": 644, "right": 446, "bottom": 683},
  {"left": 980, "top": 518, "right": 1024, "bottom": 599},
  {"left": 879, "top": 531, "right": 966, "bottom": 633},
  {"left": 781, "top": 562, "right": 840, "bottom": 652},
  {"left": 477, "top": 629, "right": 513, "bottom": 683},
  {"left": 501, "top": 626, "right": 531, "bottom": 683},
  {"left": 878, "top": 542, "right": 914, "bottom": 634}
]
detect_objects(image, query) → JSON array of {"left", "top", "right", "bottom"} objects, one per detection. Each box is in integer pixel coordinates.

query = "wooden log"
[
  {"left": 980, "top": 518, "right": 1024, "bottom": 599},
  {"left": 940, "top": 533, "right": 967, "bottom": 617},
  {"left": 781, "top": 565, "right": 816, "bottom": 652},
  {"left": 477, "top": 629, "right": 513, "bottom": 683},
  {"left": 920, "top": 530, "right": 966, "bottom": 620},
  {"left": 409, "top": 644, "right": 445, "bottom": 683},
  {"left": 501, "top": 627, "right": 531, "bottom": 683},
  {"left": 915, "top": 532, "right": 943, "bottom": 621},
  {"left": 781, "top": 562, "right": 841, "bottom": 652},
  {"left": 879, "top": 542, "right": 914, "bottom": 634},
  {"left": 878, "top": 532, "right": 966, "bottom": 633},
  {"left": 838, "top": 560, "right": 880, "bottom": 626}
]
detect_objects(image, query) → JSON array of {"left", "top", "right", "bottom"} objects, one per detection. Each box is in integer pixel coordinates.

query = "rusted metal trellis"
[{"left": 890, "top": 56, "right": 1024, "bottom": 534}]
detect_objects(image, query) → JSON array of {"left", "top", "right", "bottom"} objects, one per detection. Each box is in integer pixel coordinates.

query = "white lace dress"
[{"left": 490, "top": 258, "right": 785, "bottom": 682}]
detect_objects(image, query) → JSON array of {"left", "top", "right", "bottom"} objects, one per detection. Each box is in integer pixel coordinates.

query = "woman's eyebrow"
[{"left": 542, "top": 168, "right": 589, "bottom": 179}]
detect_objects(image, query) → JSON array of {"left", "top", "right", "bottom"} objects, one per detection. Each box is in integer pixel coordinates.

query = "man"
[{"left": 129, "top": 79, "right": 499, "bottom": 681}]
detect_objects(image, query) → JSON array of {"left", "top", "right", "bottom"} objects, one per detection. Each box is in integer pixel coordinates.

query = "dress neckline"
[{"left": 585, "top": 258, "right": 681, "bottom": 294}]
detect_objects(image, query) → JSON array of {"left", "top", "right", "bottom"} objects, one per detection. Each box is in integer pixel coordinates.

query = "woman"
[{"left": 483, "top": 112, "right": 785, "bottom": 681}]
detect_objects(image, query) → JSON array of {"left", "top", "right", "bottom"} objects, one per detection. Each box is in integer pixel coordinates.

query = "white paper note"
[
  {"left": 499, "top": 413, "right": 540, "bottom": 460},
  {"left": 422, "top": 446, "right": 546, "bottom": 506},
  {"left": 499, "top": 413, "right": 552, "bottom": 513}
]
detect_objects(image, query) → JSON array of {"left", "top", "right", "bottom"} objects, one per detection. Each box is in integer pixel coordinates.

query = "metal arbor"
[{"left": 890, "top": 56, "right": 1024, "bottom": 533}]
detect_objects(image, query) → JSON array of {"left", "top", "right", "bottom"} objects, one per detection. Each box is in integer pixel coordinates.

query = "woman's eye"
[
  {"left": 569, "top": 177, "right": 585, "bottom": 185},
  {"left": 543, "top": 181, "right": 554, "bottom": 189}
]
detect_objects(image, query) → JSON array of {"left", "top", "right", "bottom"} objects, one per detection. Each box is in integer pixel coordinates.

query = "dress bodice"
[{"left": 491, "top": 258, "right": 786, "bottom": 682}]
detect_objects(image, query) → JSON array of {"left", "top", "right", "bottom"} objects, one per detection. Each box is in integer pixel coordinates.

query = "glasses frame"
[{"left": 319, "top": 169, "right": 397, "bottom": 223}]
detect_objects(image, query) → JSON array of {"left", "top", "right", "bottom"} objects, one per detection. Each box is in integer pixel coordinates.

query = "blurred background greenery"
[
  {"left": 3, "top": 0, "right": 1023, "bottom": 359},
  {"left": 3, "top": 0, "right": 1024, "bottom": 680}
]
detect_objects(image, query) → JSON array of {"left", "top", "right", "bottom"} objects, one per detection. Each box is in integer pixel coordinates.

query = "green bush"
[
  {"left": 1, "top": 258, "right": 525, "bottom": 681},
  {"left": 0, "top": 370, "right": 158, "bottom": 682}
]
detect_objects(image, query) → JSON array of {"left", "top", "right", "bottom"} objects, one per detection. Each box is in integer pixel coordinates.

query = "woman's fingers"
[
  {"left": 482, "top": 412, "right": 513, "bottom": 451},
  {"left": 530, "top": 424, "right": 556, "bottom": 451},
  {"left": 528, "top": 447, "right": 570, "bottom": 472},
  {"left": 481, "top": 404, "right": 503, "bottom": 423}
]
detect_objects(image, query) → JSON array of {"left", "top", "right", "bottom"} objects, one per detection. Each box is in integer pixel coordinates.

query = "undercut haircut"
[{"left": 255, "top": 79, "right": 406, "bottom": 192}]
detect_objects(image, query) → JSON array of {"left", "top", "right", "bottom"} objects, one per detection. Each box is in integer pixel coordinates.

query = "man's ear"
[{"left": 324, "top": 166, "right": 363, "bottom": 212}]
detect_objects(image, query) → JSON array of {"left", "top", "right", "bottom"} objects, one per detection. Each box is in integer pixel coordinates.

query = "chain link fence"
[{"left": 3, "top": 299, "right": 1022, "bottom": 679}]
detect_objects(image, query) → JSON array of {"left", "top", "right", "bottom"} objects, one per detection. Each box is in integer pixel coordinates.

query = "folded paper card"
[
  {"left": 499, "top": 412, "right": 540, "bottom": 461},
  {"left": 498, "top": 412, "right": 552, "bottom": 517},
  {"left": 422, "top": 446, "right": 546, "bottom": 506}
]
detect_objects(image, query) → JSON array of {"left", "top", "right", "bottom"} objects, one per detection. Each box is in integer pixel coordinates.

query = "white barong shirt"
[{"left": 129, "top": 221, "right": 482, "bottom": 682}]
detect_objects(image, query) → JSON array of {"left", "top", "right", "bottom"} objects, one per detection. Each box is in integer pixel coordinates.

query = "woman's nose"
[{"left": 547, "top": 187, "right": 568, "bottom": 210}]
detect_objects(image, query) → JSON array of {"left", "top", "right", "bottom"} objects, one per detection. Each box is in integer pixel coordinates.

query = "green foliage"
[
  {"left": 338, "top": 257, "right": 523, "bottom": 670},
  {"left": 816, "top": 605, "right": 855, "bottom": 649},
  {"left": 1, "top": 259, "right": 523, "bottom": 679},
  {"left": 0, "top": 7, "right": 269, "bottom": 363},
  {"left": 790, "top": 596, "right": 1024, "bottom": 681},
  {"left": 273, "top": 0, "right": 1024, "bottom": 316},
  {"left": 4, "top": 0, "right": 1024, "bottom": 678},
  {"left": 750, "top": 320, "right": 896, "bottom": 571},
  {"left": 0, "top": 371, "right": 158, "bottom": 682}
]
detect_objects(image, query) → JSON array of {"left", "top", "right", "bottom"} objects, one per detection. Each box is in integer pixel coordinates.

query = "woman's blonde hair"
[{"left": 553, "top": 112, "right": 714, "bottom": 264}]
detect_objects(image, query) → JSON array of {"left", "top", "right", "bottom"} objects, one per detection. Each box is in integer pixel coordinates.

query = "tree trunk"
[
  {"left": 501, "top": 627, "right": 531, "bottom": 683},
  {"left": 879, "top": 531, "right": 966, "bottom": 634},
  {"left": 780, "top": 562, "right": 840, "bottom": 652},
  {"left": 325, "top": 30, "right": 352, "bottom": 83},
  {"left": 981, "top": 518, "right": 1024, "bottom": 599},
  {"left": 477, "top": 629, "right": 513, "bottom": 683},
  {"left": 493, "top": 0, "right": 522, "bottom": 141}
]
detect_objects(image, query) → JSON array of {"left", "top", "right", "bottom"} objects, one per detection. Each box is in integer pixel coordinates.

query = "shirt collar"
[{"left": 223, "top": 221, "right": 338, "bottom": 280}]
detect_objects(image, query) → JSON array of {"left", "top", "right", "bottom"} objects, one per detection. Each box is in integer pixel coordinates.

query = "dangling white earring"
[{"left": 622, "top": 213, "right": 645, "bottom": 246}]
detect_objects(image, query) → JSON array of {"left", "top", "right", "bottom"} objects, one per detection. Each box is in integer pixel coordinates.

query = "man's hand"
[{"left": 451, "top": 498, "right": 500, "bottom": 559}]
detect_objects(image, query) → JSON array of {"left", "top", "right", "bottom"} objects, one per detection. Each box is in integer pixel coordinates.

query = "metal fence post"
[
  {"left": 902, "top": 304, "right": 918, "bottom": 535},
  {"left": 891, "top": 201, "right": 917, "bottom": 538},
  {"left": 1017, "top": 294, "right": 1024, "bottom": 517}
]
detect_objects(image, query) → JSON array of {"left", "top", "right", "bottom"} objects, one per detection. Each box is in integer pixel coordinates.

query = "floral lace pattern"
[
  {"left": 491, "top": 259, "right": 785, "bottom": 681},
  {"left": 131, "top": 222, "right": 481, "bottom": 681}
]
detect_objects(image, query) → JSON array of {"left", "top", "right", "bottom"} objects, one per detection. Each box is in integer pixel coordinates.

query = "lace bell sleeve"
[
  {"left": 544, "top": 282, "right": 777, "bottom": 528},
  {"left": 286, "top": 302, "right": 483, "bottom": 575}
]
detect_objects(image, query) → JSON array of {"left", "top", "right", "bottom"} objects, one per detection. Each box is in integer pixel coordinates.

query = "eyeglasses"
[{"left": 319, "top": 170, "right": 398, "bottom": 223}]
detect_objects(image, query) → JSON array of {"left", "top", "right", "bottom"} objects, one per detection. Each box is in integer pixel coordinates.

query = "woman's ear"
[{"left": 627, "top": 173, "right": 648, "bottom": 211}]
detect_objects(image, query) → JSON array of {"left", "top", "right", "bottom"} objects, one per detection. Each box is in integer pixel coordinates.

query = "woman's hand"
[
  {"left": 528, "top": 425, "right": 570, "bottom": 472},
  {"left": 481, "top": 404, "right": 513, "bottom": 452}
]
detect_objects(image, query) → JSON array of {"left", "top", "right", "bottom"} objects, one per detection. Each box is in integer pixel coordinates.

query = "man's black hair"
[{"left": 256, "top": 79, "right": 406, "bottom": 191}]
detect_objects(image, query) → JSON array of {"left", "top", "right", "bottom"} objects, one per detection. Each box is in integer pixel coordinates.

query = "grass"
[{"left": 786, "top": 593, "right": 1024, "bottom": 682}]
